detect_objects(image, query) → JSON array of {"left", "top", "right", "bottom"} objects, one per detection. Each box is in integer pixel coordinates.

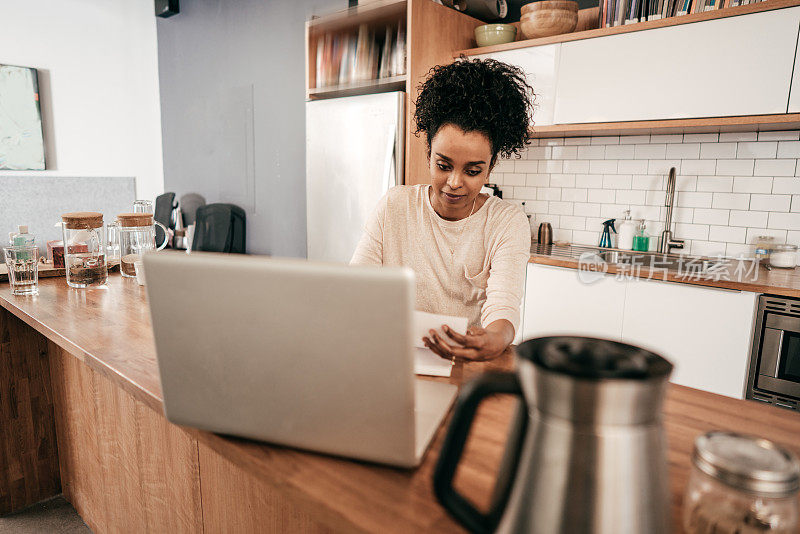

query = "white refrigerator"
[{"left": 306, "top": 92, "right": 405, "bottom": 263}]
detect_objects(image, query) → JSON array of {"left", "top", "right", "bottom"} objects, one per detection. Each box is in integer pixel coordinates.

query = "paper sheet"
[{"left": 412, "top": 311, "right": 468, "bottom": 377}]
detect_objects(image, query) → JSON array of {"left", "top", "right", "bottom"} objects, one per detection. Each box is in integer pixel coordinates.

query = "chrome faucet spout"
[{"left": 659, "top": 167, "right": 685, "bottom": 254}]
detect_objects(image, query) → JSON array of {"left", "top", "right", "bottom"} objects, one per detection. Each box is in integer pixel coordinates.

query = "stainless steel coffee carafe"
[{"left": 434, "top": 336, "right": 674, "bottom": 534}]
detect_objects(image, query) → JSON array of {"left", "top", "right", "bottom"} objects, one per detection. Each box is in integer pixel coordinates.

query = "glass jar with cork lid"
[
  {"left": 117, "top": 213, "right": 168, "bottom": 277},
  {"left": 61, "top": 212, "right": 108, "bottom": 288}
]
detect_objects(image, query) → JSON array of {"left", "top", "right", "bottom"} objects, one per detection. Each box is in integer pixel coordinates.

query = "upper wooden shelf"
[
  {"left": 307, "top": 0, "right": 407, "bottom": 34},
  {"left": 308, "top": 75, "right": 407, "bottom": 100},
  {"left": 457, "top": 0, "right": 800, "bottom": 56},
  {"left": 531, "top": 113, "right": 800, "bottom": 138}
]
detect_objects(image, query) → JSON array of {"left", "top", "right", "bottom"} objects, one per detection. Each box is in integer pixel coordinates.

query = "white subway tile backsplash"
[
  {"left": 755, "top": 159, "right": 796, "bottom": 177},
  {"left": 729, "top": 210, "right": 768, "bottom": 227},
  {"left": 696, "top": 176, "right": 733, "bottom": 192},
  {"left": 604, "top": 144, "right": 636, "bottom": 159},
  {"left": 550, "top": 174, "right": 576, "bottom": 188},
  {"left": 732, "top": 176, "right": 772, "bottom": 194},
  {"left": 716, "top": 159, "right": 754, "bottom": 176},
  {"left": 700, "top": 142, "right": 737, "bottom": 159},
  {"left": 719, "top": 132, "right": 758, "bottom": 142},
  {"left": 589, "top": 160, "right": 618, "bottom": 174},
  {"left": 602, "top": 174, "right": 632, "bottom": 189},
  {"left": 709, "top": 225, "right": 746, "bottom": 243},
  {"left": 736, "top": 141, "right": 777, "bottom": 159},
  {"left": 693, "top": 208, "right": 730, "bottom": 225},
  {"left": 772, "top": 177, "right": 800, "bottom": 194},
  {"left": 562, "top": 188, "right": 588, "bottom": 202},
  {"left": 750, "top": 194, "right": 791, "bottom": 212},
  {"left": 634, "top": 144, "right": 666, "bottom": 159},
  {"left": 513, "top": 131, "right": 800, "bottom": 257},
  {"left": 588, "top": 189, "right": 615, "bottom": 203},
  {"left": 758, "top": 131, "right": 800, "bottom": 141},
  {"left": 682, "top": 159, "right": 717, "bottom": 176},
  {"left": 551, "top": 146, "right": 578, "bottom": 160},
  {"left": 618, "top": 160, "right": 650, "bottom": 174},
  {"left": 577, "top": 145, "right": 605, "bottom": 160},
  {"left": 563, "top": 160, "right": 590, "bottom": 173},
  {"left": 712, "top": 193, "right": 750, "bottom": 210},
  {"left": 778, "top": 141, "right": 800, "bottom": 159},
  {"left": 576, "top": 174, "right": 603, "bottom": 188},
  {"left": 768, "top": 212, "right": 800, "bottom": 231},
  {"left": 666, "top": 143, "right": 700, "bottom": 159}
]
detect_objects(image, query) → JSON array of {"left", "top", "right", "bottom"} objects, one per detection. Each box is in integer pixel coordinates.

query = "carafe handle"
[
  {"left": 154, "top": 222, "right": 169, "bottom": 251},
  {"left": 433, "top": 371, "right": 528, "bottom": 534}
]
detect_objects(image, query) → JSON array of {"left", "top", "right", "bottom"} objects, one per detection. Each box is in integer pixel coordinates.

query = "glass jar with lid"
[
  {"left": 770, "top": 244, "right": 798, "bottom": 269},
  {"left": 61, "top": 212, "right": 107, "bottom": 288},
  {"left": 117, "top": 213, "right": 168, "bottom": 278},
  {"left": 684, "top": 431, "right": 800, "bottom": 533}
]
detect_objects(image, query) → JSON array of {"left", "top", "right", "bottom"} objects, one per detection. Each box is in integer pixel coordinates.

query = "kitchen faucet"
[{"left": 659, "top": 167, "right": 685, "bottom": 254}]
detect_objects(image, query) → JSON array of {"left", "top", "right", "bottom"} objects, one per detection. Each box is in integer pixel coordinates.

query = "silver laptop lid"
[{"left": 144, "top": 252, "right": 417, "bottom": 464}]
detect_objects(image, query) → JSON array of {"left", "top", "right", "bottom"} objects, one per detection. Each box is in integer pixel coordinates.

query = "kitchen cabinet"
[
  {"left": 788, "top": 20, "right": 800, "bottom": 113},
  {"left": 475, "top": 45, "right": 561, "bottom": 126},
  {"left": 522, "top": 263, "right": 626, "bottom": 340},
  {"left": 523, "top": 264, "right": 758, "bottom": 398},
  {"left": 621, "top": 279, "right": 757, "bottom": 399},
  {"left": 554, "top": 7, "right": 800, "bottom": 124}
]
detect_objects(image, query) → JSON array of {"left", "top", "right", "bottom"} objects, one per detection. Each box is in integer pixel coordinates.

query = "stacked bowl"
[{"left": 520, "top": 0, "right": 579, "bottom": 39}]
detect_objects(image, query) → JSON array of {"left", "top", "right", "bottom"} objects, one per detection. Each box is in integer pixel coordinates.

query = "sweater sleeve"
[
  {"left": 350, "top": 193, "right": 387, "bottom": 266},
  {"left": 480, "top": 210, "right": 531, "bottom": 336}
]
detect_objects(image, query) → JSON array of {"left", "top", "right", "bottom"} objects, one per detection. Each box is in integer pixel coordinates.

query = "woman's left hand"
[{"left": 422, "top": 321, "right": 513, "bottom": 363}]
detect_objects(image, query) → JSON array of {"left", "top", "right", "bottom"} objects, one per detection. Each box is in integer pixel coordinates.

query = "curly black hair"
[{"left": 413, "top": 57, "right": 535, "bottom": 165}]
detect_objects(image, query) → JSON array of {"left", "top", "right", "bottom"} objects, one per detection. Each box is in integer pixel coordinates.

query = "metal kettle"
[{"left": 433, "top": 336, "right": 674, "bottom": 534}]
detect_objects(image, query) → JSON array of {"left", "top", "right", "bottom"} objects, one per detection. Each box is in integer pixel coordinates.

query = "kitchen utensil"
[
  {"left": 117, "top": 213, "right": 169, "bottom": 278},
  {"left": 434, "top": 336, "right": 673, "bottom": 534},
  {"left": 3, "top": 246, "right": 39, "bottom": 295},
  {"left": 474, "top": 23, "right": 517, "bottom": 47},
  {"left": 61, "top": 212, "right": 107, "bottom": 288},
  {"left": 537, "top": 222, "right": 553, "bottom": 245},
  {"left": 520, "top": 0, "right": 578, "bottom": 39},
  {"left": 684, "top": 431, "right": 799, "bottom": 533}
]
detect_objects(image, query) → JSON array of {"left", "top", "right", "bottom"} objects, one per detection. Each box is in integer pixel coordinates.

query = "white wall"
[{"left": 0, "top": 0, "right": 164, "bottom": 201}]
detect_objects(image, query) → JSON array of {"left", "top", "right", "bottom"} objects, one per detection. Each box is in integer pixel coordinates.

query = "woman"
[{"left": 351, "top": 58, "right": 533, "bottom": 362}]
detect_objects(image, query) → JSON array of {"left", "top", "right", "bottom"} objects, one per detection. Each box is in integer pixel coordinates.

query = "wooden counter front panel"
[
  {"left": 0, "top": 308, "right": 60, "bottom": 515},
  {"left": 49, "top": 345, "right": 202, "bottom": 533}
]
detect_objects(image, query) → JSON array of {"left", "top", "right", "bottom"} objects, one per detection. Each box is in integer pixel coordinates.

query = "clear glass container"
[
  {"left": 770, "top": 244, "right": 798, "bottom": 269},
  {"left": 755, "top": 235, "right": 777, "bottom": 262},
  {"left": 684, "top": 431, "right": 800, "bottom": 534},
  {"left": 117, "top": 213, "right": 168, "bottom": 278},
  {"left": 61, "top": 212, "right": 107, "bottom": 288},
  {"left": 133, "top": 199, "right": 153, "bottom": 214},
  {"left": 3, "top": 245, "right": 39, "bottom": 295}
]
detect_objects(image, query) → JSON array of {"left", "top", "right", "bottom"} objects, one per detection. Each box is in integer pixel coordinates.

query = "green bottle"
[{"left": 632, "top": 220, "right": 650, "bottom": 252}]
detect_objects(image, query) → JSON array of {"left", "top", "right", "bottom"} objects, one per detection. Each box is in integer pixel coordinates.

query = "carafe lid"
[
  {"left": 62, "top": 212, "right": 103, "bottom": 229},
  {"left": 517, "top": 336, "right": 672, "bottom": 380},
  {"left": 117, "top": 213, "right": 154, "bottom": 227}
]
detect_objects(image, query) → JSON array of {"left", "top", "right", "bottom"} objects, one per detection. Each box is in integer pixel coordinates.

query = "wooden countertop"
[
  {"left": 531, "top": 246, "right": 800, "bottom": 298},
  {"left": 1, "top": 275, "right": 799, "bottom": 532}
]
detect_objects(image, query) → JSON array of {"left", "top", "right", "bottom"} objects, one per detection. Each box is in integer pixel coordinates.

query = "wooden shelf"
[
  {"left": 307, "top": 0, "right": 407, "bottom": 33},
  {"left": 531, "top": 114, "right": 800, "bottom": 138},
  {"left": 457, "top": 0, "right": 800, "bottom": 56},
  {"left": 307, "top": 75, "right": 407, "bottom": 100}
]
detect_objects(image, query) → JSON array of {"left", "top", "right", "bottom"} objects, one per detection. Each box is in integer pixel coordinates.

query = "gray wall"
[{"left": 156, "top": 0, "right": 344, "bottom": 257}]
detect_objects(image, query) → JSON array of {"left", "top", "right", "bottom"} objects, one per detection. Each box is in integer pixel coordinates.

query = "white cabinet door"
[
  {"left": 555, "top": 8, "right": 800, "bottom": 124},
  {"left": 788, "top": 20, "right": 800, "bottom": 112},
  {"left": 621, "top": 279, "right": 757, "bottom": 399},
  {"left": 522, "top": 263, "right": 626, "bottom": 341},
  {"left": 476, "top": 45, "right": 560, "bottom": 126}
]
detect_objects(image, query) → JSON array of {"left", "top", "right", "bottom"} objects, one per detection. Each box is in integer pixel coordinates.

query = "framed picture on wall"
[{"left": 0, "top": 65, "right": 45, "bottom": 170}]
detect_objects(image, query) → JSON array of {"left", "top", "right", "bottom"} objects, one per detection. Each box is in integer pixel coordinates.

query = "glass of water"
[{"left": 3, "top": 246, "right": 39, "bottom": 296}]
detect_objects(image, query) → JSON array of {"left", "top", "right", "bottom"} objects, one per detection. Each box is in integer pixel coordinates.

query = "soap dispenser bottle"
[
  {"left": 617, "top": 210, "right": 636, "bottom": 250},
  {"left": 599, "top": 219, "right": 616, "bottom": 248}
]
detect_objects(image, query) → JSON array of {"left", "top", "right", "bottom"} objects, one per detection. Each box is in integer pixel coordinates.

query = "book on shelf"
[
  {"left": 313, "top": 21, "right": 406, "bottom": 91},
  {"left": 598, "top": 0, "right": 765, "bottom": 27}
]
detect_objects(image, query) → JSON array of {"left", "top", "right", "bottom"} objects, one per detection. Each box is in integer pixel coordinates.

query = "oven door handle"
[{"left": 759, "top": 328, "right": 784, "bottom": 378}]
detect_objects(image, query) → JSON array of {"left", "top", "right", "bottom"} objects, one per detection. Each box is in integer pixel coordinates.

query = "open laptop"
[{"left": 144, "top": 252, "right": 458, "bottom": 468}]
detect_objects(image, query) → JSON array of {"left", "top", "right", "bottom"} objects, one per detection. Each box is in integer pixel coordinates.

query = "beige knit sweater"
[{"left": 350, "top": 184, "right": 531, "bottom": 334}]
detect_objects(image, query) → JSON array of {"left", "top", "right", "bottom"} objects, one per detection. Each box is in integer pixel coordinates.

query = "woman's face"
[{"left": 428, "top": 123, "right": 494, "bottom": 221}]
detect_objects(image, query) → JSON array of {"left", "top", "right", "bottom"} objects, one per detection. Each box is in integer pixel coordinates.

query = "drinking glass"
[
  {"left": 133, "top": 200, "right": 153, "bottom": 214},
  {"left": 3, "top": 246, "right": 39, "bottom": 295}
]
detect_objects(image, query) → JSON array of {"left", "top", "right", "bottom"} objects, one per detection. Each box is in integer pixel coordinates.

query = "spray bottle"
[{"left": 599, "top": 219, "right": 616, "bottom": 248}]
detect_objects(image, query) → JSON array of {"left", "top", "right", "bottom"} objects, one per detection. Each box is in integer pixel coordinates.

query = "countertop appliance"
[
  {"left": 433, "top": 336, "right": 674, "bottom": 534},
  {"left": 306, "top": 91, "right": 404, "bottom": 263},
  {"left": 746, "top": 294, "right": 800, "bottom": 411}
]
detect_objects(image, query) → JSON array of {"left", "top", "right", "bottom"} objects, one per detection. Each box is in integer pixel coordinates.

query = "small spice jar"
[
  {"left": 61, "top": 212, "right": 107, "bottom": 288},
  {"left": 684, "top": 431, "right": 800, "bottom": 534},
  {"left": 770, "top": 244, "right": 798, "bottom": 269}
]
